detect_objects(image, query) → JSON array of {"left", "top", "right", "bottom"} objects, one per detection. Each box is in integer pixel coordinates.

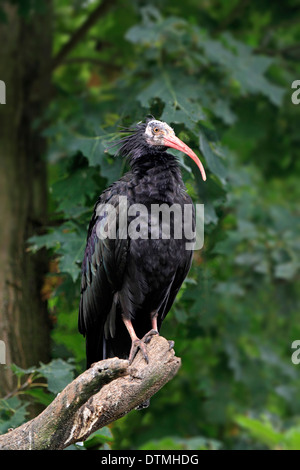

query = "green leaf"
[
  {"left": 51, "top": 167, "right": 99, "bottom": 216},
  {"left": 137, "top": 73, "right": 206, "bottom": 132},
  {"left": 28, "top": 223, "right": 86, "bottom": 282},
  {"left": 201, "top": 32, "right": 285, "bottom": 106},
  {"left": 235, "top": 415, "right": 283, "bottom": 448},
  {"left": 83, "top": 427, "right": 114, "bottom": 449},
  {"left": 57, "top": 233, "right": 86, "bottom": 282},
  {"left": 199, "top": 132, "right": 228, "bottom": 184},
  {"left": 0, "top": 397, "right": 29, "bottom": 434},
  {"left": 275, "top": 261, "right": 299, "bottom": 280},
  {"left": 139, "top": 435, "right": 221, "bottom": 450},
  {"left": 283, "top": 427, "right": 300, "bottom": 451},
  {"left": 9, "top": 364, "right": 37, "bottom": 378},
  {"left": 37, "top": 359, "right": 75, "bottom": 395},
  {"left": 24, "top": 388, "right": 53, "bottom": 407}
]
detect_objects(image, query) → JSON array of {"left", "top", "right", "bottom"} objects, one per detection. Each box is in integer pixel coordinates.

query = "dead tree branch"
[
  {"left": 0, "top": 336, "right": 181, "bottom": 450},
  {"left": 52, "top": 0, "right": 116, "bottom": 70}
]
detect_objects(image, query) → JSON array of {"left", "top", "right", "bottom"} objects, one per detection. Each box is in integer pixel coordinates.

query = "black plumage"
[{"left": 78, "top": 118, "right": 206, "bottom": 369}]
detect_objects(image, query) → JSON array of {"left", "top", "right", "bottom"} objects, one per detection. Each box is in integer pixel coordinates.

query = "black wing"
[
  {"left": 78, "top": 179, "right": 130, "bottom": 367},
  {"left": 157, "top": 196, "right": 195, "bottom": 329},
  {"left": 157, "top": 252, "right": 193, "bottom": 331}
]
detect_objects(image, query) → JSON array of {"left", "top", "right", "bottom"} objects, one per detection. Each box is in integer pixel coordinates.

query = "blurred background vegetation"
[{"left": 0, "top": 0, "right": 299, "bottom": 450}]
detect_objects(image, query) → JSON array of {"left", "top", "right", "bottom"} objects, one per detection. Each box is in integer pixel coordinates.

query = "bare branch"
[
  {"left": 0, "top": 336, "right": 181, "bottom": 450},
  {"left": 52, "top": 0, "right": 117, "bottom": 70}
]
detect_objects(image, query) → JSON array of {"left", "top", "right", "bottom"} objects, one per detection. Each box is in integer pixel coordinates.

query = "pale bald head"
[{"left": 144, "top": 119, "right": 175, "bottom": 146}]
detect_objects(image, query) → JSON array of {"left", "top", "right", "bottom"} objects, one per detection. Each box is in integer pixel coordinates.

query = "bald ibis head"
[{"left": 118, "top": 118, "right": 206, "bottom": 181}]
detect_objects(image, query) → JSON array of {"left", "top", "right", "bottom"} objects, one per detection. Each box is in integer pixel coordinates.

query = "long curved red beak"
[{"left": 163, "top": 135, "right": 206, "bottom": 181}]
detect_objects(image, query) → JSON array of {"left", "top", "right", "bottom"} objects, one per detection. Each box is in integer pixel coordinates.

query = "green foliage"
[
  {"left": 236, "top": 414, "right": 300, "bottom": 450},
  {"left": 139, "top": 435, "right": 222, "bottom": 450},
  {"left": 80, "top": 428, "right": 114, "bottom": 450},
  {"left": 7, "top": 0, "right": 299, "bottom": 450},
  {"left": 0, "top": 359, "right": 114, "bottom": 449},
  {"left": 0, "top": 359, "right": 76, "bottom": 434},
  {"left": 0, "top": 396, "right": 28, "bottom": 434}
]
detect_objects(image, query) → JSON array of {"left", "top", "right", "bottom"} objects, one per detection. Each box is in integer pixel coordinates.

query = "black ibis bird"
[{"left": 78, "top": 118, "right": 206, "bottom": 369}]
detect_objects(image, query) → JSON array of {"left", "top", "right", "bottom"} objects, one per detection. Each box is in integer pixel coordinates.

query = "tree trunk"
[{"left": 0, "top": 1, "right": 52, "bottom": 395}]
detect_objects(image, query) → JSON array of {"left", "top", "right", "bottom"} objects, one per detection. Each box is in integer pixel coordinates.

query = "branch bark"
[{"left": 0, "top": 335, "right": 181, "bottom": 450}]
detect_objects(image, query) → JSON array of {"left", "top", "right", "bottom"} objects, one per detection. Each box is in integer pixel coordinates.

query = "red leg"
[
  {"left": 122, "top": 316, "right": 158, "bottom": 364},
  {"left": 151, "top": 312, "right": 158, "bottom": 332}
]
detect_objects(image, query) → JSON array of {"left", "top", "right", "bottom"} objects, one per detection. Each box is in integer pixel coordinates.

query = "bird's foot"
[
  {"left": 128, "top": 329, "right": 158, "bottom": 364},
  {"left": 143, "top": 329, "right": 159, "bottom": 344}
]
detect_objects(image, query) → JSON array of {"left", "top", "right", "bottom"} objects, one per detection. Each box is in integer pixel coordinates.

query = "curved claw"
[
  {"left": 129, "top": 338, "right": 149, "bottom": 364},
  {"left": 143, "top": 329, "right": 158, "bottom": 344},
  {"left": 128, "top": 329, "right": 159, "bottom": 364}
]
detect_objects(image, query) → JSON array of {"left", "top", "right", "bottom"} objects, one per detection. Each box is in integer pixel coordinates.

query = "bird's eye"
[{"left": 153, "top": 127, "right": 159, "bottom": 134}]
